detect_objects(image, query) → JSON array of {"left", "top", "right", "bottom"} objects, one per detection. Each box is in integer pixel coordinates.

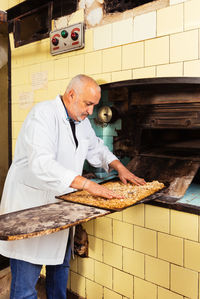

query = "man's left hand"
[
  {"left": 118, "top": 166, "right": 146, "bottom": 185},
  {"left": 109, "top": 160, "right": 146, "bottom": 186}
]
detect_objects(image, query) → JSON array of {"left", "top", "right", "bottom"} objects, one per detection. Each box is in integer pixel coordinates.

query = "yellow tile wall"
[
  {"left": 0, "top": 0, "right": 27, "bottom": 10},
  {"left": 123, "top": 248, "right": 144, "bottom": 278},
  {"left": 111, "top": 70, "right": 132, "bottom": 82},
  {"left": 134, "top": 277, "right": 157, "bottom": 299},
  {"left": 157, "top": 4, "right": 183, "bottom": 36},
  {"left": 8, "top": 0, "right": 20, "bottom": 8},
  {"left": 133, "top": 11, "right": 156, "bottom": 42},
  {"left": 92, "top": 73, "right": 111, "bottom": 85},
  {"left": 70, "top": 256, "right": 77, "bottom": 272},
  {"left": 0, "top": 0, "right": 9, "bottom": 10},
  {"left": 170, "top": 30, "right": 199, "bottom": 63},
  {"left": 113, "top": 269, "right": 134, "bottom": 298},
  {"left": 113, "top": 219, "right": 133, "bottom": 249},
  {"left": 170, "top": 210, "right": 198, "bottom": 241},
  {"left": 9, "top": 1, "right": 200, "bottom": 298},
  {"left": 68, "top": 54, "right": 85, "bottom": 77},
  {"left": 12, "top": 103, "right": 33, "bottom": 122},
  {"left": 94, "top": 24, "right": 112, "bottom": 51},
  {"left": 11, "top": 47, "right": 24, "bottom": 68},
  {"left": 85, "top": 279, "right": 103, "bottom": 299},
  {"left": 87, "top": 235, "right": 102, "bottom": 261},
  {"left": 170, "top": 0, "right": 186, "bottom": 4},
  {"left": 145, "top": 36, "right": 169, "bottom": 66},
  {"left": 122, "top": 42, "right": 144, "bottom": 70},
  {"left": 171, "top": 264, "right": 198, "bottom": 298},
  {"left": 123, "top": 204, "right": 144, "bottom": 227},
  {"left": 104, "top": 288, "right": 122, "bottom": 299},
  {"left": 77, "top": 257, "right": 94, "bottom": 280},
  {"left": 158, "top": 233, "right": 183, "bottom": 266},
  {"left": 102, "top": 47, "right": 121, "bottom": 73},
  {"left": 184, "top": 240, "right": 200, "bottom": 271},
  {"left": 81, "top": 220, "right": 94, "bottom": 235},
  {"left": 12, "top": 122, "right": 22, "bottom": 139},
  {"left": 112, "top": 18, "right": 133, "bottom": 47},
  {"left": 145, "top": 255, "right": 170, "bottom": 288},
  {"left": 85, "top": 51, "right": 102, "bottom": 75},
  {"left": 54, "top": 58, "right": 69, "bottom": 80},
  {"left": 184, "top": 0, "right": 200, "bottom": 30},
  {"left": 134, "top": 226, "right": 157, "bottom": 256},
  {"left": 158, "top": 287, "right": 183, "bottom": 299},
  {"left": 70, "top": 272, "right": 86, "bottom": 298},
  {"left": 106, "top": 210, "right": 123, "bottom": 221},
  {"left": 103, "top": 241, "right": 122, "bottom": 269},
  {"left": 157, "top": 62, "right": 183, "bottom": 77},
  {"left": 68, "top": 9, "right": 84, "bottom": 26},
  {"left": 93, "top": 217, "right": 112, "bottom": 242},
  {"left": 133, "top": 66, "right": 156, "bottom": 79},
  {"left": 145, "top": 205, "right": 169, "bottom": 233},
  {"left": 94, "top": 261, "right": 112, "bottom": 289},
  {"left": 184, "top": 60, "right": 200, "bottom": 77}
]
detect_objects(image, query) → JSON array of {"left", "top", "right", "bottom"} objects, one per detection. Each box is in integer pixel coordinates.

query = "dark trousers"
[{"left": 10, "top": 240, "right": 71, "bottom": 299}]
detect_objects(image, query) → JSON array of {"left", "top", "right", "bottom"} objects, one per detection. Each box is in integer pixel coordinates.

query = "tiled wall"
[
  {"left": 2, "top": 0, "right": 200, "bottom": 298},
  {"left": 0, "top": 0, "right": 24, "bottom": 10},
  {"left": 73, "top": 205, "right": 200, "bottom": 299}
]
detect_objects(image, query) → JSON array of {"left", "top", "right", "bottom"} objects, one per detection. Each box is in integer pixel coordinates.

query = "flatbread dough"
[{"left": 57, "top": 180, "right": 165, "bottom": 210}]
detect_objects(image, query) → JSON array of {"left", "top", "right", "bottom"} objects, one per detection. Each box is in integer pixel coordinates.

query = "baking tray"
[{"left": 56, "top": 179, "right": 167, "bottom": 212}]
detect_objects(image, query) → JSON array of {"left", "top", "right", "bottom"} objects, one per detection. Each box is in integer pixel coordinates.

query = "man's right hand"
[
  {"left": 70, "top": 175, "right": 123, "bottom": 199},
  {"left": 83, "top": 179, "right": 124, "bottom": 199}
]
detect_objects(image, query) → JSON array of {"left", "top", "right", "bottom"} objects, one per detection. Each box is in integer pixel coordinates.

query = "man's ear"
[{"left": 68, "top": 89, "right": 75, "bottom": 102}]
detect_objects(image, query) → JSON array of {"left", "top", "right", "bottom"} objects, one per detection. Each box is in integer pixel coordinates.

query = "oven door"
[{"left": 127, "top": 155, "right": 199, "bottom": 200}]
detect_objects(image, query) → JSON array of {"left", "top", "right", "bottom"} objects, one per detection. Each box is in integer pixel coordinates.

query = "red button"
[
  {"left": 71, "top": 32, "right": 79, "bottom": 41},
  {"left": 52, "top": 37, "right": 59, "bottom": 46}
]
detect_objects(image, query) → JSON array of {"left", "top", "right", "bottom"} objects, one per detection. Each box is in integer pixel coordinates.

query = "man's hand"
[
  {"left": 109, "top": 160, "right": 146, "bottom": 186},
  {"left": 83, "top": 180, "right": 123, "bottom": 199},
  {"left": 70, "top": 175, "right": 123, "bottom": 199},
  {"left": 118, "top": 166, "right": 146, "bottom": 185}
]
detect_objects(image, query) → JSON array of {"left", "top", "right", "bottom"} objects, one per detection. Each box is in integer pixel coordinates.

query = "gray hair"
[{"left": 66, "top": 74, "right": 101, "bottom": 96}]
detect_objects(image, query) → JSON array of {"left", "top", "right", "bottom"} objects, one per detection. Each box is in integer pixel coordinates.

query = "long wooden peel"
[
  {"left": 0, "top": 181, "right": 165, "bottom": 241},
  {"left": 0, "top": 202, "right": 109, "bottom": 241}
]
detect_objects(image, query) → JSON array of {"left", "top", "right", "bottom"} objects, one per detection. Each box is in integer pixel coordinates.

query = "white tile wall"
[
  {"left": 94, "top": 24, "right": 112, "bottom": 50},
  {"left": 170, "top": 0, "right": 187, "bottom": 5},
  {"left": 112, "top": 18, "right": 134, "bottom": 47},
  {"left": 133, "top": 11, "right": 156, "bottom": 42}
]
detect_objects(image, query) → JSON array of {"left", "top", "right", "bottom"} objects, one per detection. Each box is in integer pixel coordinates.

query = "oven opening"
[
  {"left": 177, "top": 166, "right": 200, "bottom": 207},
  {"left": 191, "top": 167, "right": 200, "bottom": 184},
  {"left": 139, "top": 129, "right": 200, "bottom": 161}
]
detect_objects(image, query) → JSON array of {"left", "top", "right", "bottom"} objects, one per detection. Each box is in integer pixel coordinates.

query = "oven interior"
[
  {"left": 87, "top": 78, "right": 200, "bottom": 208},
  {"left": 139, "top": 128, "right": 200, "bottom": 161}
]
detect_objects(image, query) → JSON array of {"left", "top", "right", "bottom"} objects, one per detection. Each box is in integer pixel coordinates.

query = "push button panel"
[{"left": 50, "top": 22, "right": 84, "bottom": 55}]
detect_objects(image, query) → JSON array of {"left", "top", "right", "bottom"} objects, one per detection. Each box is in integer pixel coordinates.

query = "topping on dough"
[{"left": 59, "top": 180, "right": 165, "bottom": 210}]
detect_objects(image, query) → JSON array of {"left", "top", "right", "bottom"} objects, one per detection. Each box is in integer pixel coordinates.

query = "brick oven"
[{"left": 98, "top": 77, "right": 200, "bottom": 214}]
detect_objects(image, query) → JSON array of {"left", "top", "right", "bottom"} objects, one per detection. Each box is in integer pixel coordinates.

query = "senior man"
[{"left": 0, "top": 74, "right": 145, "bottom": 298}]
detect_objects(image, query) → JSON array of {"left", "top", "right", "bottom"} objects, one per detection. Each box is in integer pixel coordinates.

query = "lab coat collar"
[
  {"left": 55, "top": 95, "right": 70, "bottom": 125},
  {"left": 55, "top": 95, "right": 79, "bottom": 148},
  {"left": 55, "top": 95, "right": 81, "bottom": 126}
]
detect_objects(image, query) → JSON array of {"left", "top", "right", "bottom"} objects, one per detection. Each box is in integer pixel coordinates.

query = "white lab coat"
[{"left": 0, "top": 95, "right": 117, "bottom": 265}]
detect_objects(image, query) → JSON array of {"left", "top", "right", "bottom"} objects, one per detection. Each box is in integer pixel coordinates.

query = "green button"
[{"left": 61, "top": 30, "right": 68, "bottom": 38}]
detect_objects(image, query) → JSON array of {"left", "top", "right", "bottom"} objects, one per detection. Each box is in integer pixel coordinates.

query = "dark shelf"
[{"left": 101, "top": 77, "right": 200, "bottom": 90}]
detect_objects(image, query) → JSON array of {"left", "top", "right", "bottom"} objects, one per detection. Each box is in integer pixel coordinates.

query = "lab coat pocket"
[{"left": 17, "top": 183, "right": 48, "bottom": 210}]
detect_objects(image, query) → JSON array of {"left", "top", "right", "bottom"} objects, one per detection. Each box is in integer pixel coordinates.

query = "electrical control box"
[{"left": 50, "top": 22, "right": 84, "bottom": 55}]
